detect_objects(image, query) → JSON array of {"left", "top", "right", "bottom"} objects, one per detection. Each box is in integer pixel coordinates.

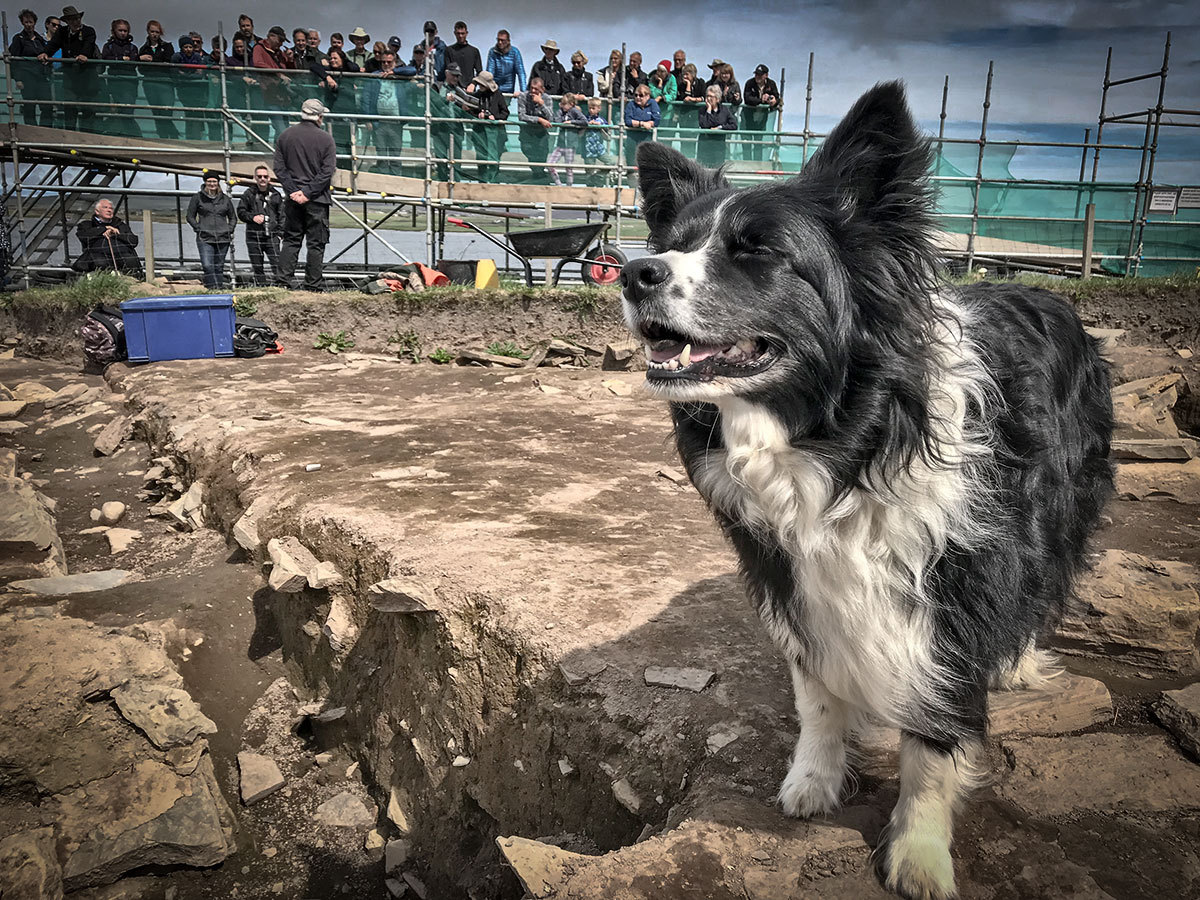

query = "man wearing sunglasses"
[{"left": 237, "top": 165, "right": 284, "bottom": 286}]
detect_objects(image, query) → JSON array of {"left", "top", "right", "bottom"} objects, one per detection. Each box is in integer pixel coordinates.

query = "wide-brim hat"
[
  {"left": 708, "top": 58, "right": 725, "bottom": 68},
  {"left": 348, "top": 26, "right": 369, "bottom": 40},
  {"left": 472, "top": 71, "right": 497, "bottom": 90},
  {"left": 540, "top": 39, "right": 559, "bottom": 52},
  {"left": 300, "top": 98, "right": 328, "bottom": 121},
  {"left": 61, "top": 5, "right": 83, "bottom": 17}
]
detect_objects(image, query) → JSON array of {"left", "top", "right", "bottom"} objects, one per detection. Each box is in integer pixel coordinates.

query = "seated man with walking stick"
[{"left": 73, "top": 199, "right": 143, "bottom": 278}]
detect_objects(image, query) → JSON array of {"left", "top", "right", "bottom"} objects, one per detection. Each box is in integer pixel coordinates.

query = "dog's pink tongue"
[{"left": 648, "top": 343, "right": 727, "bottom": 364}]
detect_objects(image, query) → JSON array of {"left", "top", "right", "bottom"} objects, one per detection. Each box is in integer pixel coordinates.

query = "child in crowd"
[
  {"left": 546, "top": 93, "right": 588, "bottom": 186},
  {"left": 583, "top": 96, "right": 616, "bottom": 187}
]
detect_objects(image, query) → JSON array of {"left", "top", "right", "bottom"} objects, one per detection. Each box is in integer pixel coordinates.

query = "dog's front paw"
[
  {"left": 776, "top": 761, "right": 843, "bottom": 818},
  {"left": 881, "top": 832, "right": 957, "bottom": 900}
]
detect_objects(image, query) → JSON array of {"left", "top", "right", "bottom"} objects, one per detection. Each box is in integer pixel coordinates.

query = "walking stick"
[{"left": 105, "top": 232, "right": 120, "bottom": 273}]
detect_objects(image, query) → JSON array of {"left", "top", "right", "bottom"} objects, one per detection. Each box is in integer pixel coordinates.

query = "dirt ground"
[{"left": 2, "top": 280, "right": 1200, "bottom": 900}]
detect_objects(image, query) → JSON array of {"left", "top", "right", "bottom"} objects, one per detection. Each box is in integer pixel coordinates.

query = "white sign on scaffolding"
[
  {"left": 1147, "top": 189, "right": 1179, "bottom": 214},
  {"left": 1178, "top": 187, "right": 1200, "bottom": 209}
]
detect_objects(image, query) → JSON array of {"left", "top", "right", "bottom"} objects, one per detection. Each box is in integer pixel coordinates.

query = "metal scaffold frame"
[{"left": 2, "top": 19, "right": 1197, "bottom": 288}]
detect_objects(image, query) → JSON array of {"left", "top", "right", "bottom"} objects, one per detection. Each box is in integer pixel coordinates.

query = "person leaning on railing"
[
  {"left": 546, "top": 92, "right": 588, "bottom": 187},
  {"left": 583, "top": 96, "right": 616, "bottom": 187},
  {"left": 359, "top": 49, "right": 414, "bottom": 177},
  {"left": 251, "top": 26, "right": 294, "bottom": 141},
  {"left": 518, "top": 77, "right": 554, "bottom": 183},
  {"left": 741, "top": 63, "right": 780, "bottom": 163},
  {"left": 8, "top": 9, "right": 49, "bottom": 128},
  {"left": 467, "top": 70, "right": 508, "bottom": 183},
  {"left": 170, "top": 35, "right": 209, "bottom": 143},
  {"left": 431, "top": 62, "right": 474, "bottom": 180},
  {"left": 100, "top": 18, "right": 139, "bottom": 138},
  {"left": 37, "top": 5, "right": 98, "bottom": 132},
  {"left": 623, "top": 83, "right": 660, "bottom": 167},
  {"left": 697, "top": 83, "right": 737, "bottom": 168},
  {"left": 322, "top": 49, "right": 360, "bottom": 157},
  {"left": 137, "top": 21, "right": 177, "bottom": 140}
]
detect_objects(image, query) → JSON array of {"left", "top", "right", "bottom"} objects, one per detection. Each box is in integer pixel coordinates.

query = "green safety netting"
[{"left": 3, "top": 60, "right": 1196, "bottom": 274}]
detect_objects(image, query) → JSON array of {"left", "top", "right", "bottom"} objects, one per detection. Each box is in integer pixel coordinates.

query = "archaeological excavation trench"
[{"left": 3, "top": 284, "right": 1200, "bottom": 899}]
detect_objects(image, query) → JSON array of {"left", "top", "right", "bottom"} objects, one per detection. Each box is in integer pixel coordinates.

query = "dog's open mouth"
[{"left": 641, "top": 321, "right": 776, "bottom": 381}]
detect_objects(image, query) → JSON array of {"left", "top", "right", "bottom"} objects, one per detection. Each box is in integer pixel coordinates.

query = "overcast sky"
[{"left": 52, "top": 0, "right": 1199, "bottom": 128}]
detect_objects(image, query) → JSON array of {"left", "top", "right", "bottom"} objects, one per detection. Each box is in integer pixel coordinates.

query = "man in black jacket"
[
  {"left": 445, "top": 21, "right": 481, "bottom": 83},
  {"left": 529, "top": 39, "right": 565, "bottom": 96},
  {"left": 38, "top": 5, "right": 98, "bottom": 132},
  {"left": 74, "top": 199, "right": 142, "bottom": 277},
  {"left": 238, "top": 165, "right": 284, "bottom": 285},
  {"left": 273, "top": 99, "right": 337, "bottom": 291},
  {"left": 742, "top": 64, "right": 781, "bottom": 162}
]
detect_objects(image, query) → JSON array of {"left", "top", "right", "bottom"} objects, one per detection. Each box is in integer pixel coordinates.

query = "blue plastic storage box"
[{"left": 121, "top": 295, "right": 236, "bottom": 363}]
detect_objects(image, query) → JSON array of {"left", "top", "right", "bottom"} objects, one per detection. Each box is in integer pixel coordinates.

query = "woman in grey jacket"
[{"left": 186, "top": 174, "right": 237, "bottom": 289}]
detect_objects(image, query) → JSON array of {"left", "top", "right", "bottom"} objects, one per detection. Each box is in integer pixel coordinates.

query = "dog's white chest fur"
[{"left": 692, "top": 398, "right": 969, "bottom": 725}]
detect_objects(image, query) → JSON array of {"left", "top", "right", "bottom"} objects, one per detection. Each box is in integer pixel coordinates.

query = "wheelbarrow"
[{"left": 447, "top": 218, "right": 627, "bottom": 287}]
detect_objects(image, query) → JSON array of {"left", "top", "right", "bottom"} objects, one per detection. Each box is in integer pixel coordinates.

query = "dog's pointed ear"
[
  {"left": 799, "top": 81, "right": 933, "bottom": 220},
  {"left": 636, "top": 141, "right": 730, "bottom": 239}
]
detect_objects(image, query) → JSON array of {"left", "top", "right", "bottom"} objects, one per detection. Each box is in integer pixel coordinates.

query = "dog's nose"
[{"left": 620, "top": 256, "right": 672, "bottom": 305}]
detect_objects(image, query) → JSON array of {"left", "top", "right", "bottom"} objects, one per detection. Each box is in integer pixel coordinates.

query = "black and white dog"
[{"left": 621, "top": 83, "right": 1113, "bottom": 900}]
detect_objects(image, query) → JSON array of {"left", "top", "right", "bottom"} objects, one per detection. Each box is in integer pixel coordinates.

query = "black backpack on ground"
[
  {"left": 233, "top": 316, "right": 280, "bottom": 358},
  {"left": 81, "top": 303, "right": 127, "bottom": 366}
]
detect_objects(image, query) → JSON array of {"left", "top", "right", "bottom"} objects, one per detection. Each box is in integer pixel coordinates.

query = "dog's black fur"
[{"left": 622, "top": 82, "right": 1114, "bottom": 899}]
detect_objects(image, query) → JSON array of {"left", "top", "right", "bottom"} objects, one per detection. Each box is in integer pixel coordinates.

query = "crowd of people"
[
  {"left": 8, "top": 7, "right": 785, "bottom": 178},
  {"left": 74, "top": 97, "right": 336, "bottom": 291}
]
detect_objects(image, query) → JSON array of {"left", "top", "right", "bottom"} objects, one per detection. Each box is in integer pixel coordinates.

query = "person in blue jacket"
[
  {"left": 486, "top": 29, "right": 524, "bottom": 92},
  {"left": 623, "top": 83, "right": 660, "bottom": 166}
]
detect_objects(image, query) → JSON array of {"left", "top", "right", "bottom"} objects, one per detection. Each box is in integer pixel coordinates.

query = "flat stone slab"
[
  {"left": 999, "top": 733, "right": 1200, "bottom": 817},
  {"left": 989, "top": 672, "right": 1113, "bottom": 736},
  {"left": 314, "top": 791, "right": 375, "bottom": 828},
  {"left": 1115, "top": 458, "right": 1200, "bottom": 503},
  {"left": 1154, "top": 682, "right": 1200, "bottom": 761},
  {"left": 8, "top": 569, "right": 133, "bottom": 595},
  {"left": 0, "top": 827, "right": 63, "bottom": 900},
  {"left": 1058, "top": 550, "right": 1200, "bottom": 672},
  {"left": 643, "top": 665, "right": 717, "bottom": 692},
  {"left": 237, "top": 751, "right": 286, "bottom": 804},
  {"left": 52, "top": 756, "right": 235, "bottom": 890},
  {"left": 111, "top": 681, "right": 218, "bottom": 749}
]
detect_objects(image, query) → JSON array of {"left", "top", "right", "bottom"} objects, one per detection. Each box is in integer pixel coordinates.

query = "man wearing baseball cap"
[
  {"left": 742, "top": 63, "right": 781, "bottom": 161},
  {"left": 421, "top": 20, "right": 447, "bottom": 80},
  {"left": 273, "top": 99, "right": 337, "bottom": 291}
]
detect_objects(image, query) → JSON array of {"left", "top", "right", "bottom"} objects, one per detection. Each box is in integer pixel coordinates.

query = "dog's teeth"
[
  {"left": 679, "top": 344, "right": 692, "bottom": 368},
  {"left": 736, "top": 338, "right": 757, "bottom": 354}
]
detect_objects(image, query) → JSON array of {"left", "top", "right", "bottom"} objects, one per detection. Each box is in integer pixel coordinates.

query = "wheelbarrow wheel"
[{"left": 581, "top": 244, "right": 626, "bottom": 287}]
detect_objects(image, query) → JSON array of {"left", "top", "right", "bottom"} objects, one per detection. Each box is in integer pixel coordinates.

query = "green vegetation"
[
  {"left": 1, "top": 271, "right": 134, "bottom": 310},
  {"left": 945, "top": 270, "right": 1200, "bottom": 302},
  {"left": 313, "top": 330, "right": 355, "bottom": 354},
  {"left": 232, "top": 294, "right": 258, "bottom": 317},
  {"left": 428, "top": 347, "right": 455, "bottom": 364},
  {"left": 486, "top": 340, "right": 528, "bottom": 359},
  {"left": 388, "top": 328, "right": 423, "bottom": 362}
]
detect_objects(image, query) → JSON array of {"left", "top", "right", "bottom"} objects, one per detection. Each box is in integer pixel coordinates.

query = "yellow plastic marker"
[{"left": 474, "top": 259, "right": 499, "bottom": 289}]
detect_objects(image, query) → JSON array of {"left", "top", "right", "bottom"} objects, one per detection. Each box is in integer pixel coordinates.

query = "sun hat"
[
  {"left": 299, "top": 98, "right": 327, "bottom": 121},
  {"left": 472, "top": 71, "right": 497, "bottom": 90},
  {"left": 540, "top": 39, "right": 559, "bottom": 52},
  {"left": 61, "top": 5, "right": 83, "bottom": 18},
  {"left": 708, "top": 58, "right": 725, "bottom": 68},
  {"left": 348, "top": 26, "right": 369, "bottom": 40}
]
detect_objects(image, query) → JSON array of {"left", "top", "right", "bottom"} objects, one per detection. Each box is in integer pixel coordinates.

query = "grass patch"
[
  {"left": 947, "top": 271, "right": 1200, "bottom": 302},
  {"left": 486, "top": 340, "right": 529, "bottom": 359},
  {"left": 313, "top": 330, "right": 356, "bottom": 354},
  {"left": 3, "top": 272, "right": 135, "bottom": 311}
]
